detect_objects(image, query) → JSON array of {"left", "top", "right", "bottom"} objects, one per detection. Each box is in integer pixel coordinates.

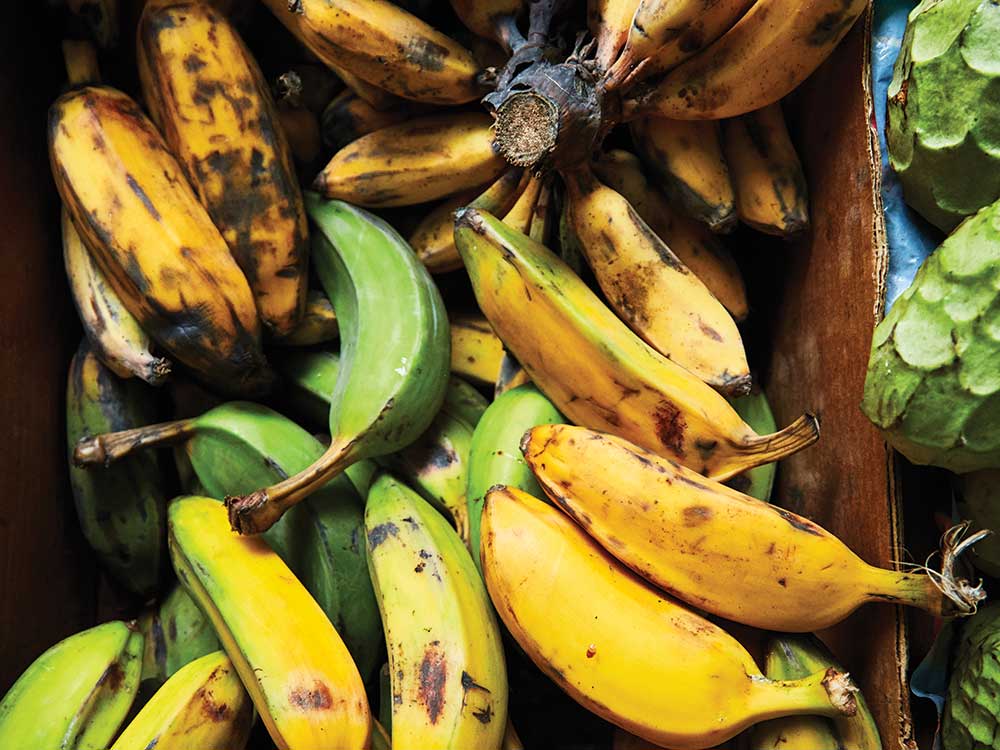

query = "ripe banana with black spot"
[{"left": 278, "top": 289, "right": 338, "bottom": 346}]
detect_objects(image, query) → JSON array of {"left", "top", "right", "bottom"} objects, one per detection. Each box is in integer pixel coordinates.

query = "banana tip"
[
  {"left": 73, "top": 436, "right": 106, "bottom": 467},
  {"left": 822, "top": 668, "right": 858, "bottom": 716},
  {"left": 454, "top": 206, "right": 485, "bottom": 234}
]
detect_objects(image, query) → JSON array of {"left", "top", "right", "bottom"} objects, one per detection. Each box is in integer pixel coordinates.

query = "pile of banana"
[{"left": 1, "top": 0, "right": 967, "bottom": 749}]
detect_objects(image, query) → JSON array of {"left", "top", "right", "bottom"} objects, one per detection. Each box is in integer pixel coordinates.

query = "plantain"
[
  {"left": 727, "top": 387, "right": 779, "bottom": 501},
  {"left": 750, "top": 714, "right": 839, "bottom": 750},
  {"left": 366, "top": 474, "right": 508, "bottom": 749},
  {"left": 588, "top": 0, "right": 639, "bottom": 72},
  {"left": 523, "top": 423, "right": 986, "bottom": 631},
  {"left": 277, "top": 288, "right": 338, "bottom": 346},
  {"left": 564, "top": 165, "right": 750, "bottom": 394},
  {"left": 481, "top": 486, "right": 858, "bottom": 749},
  {"left": 314, "top": 112, "right": 507, "bottom": 207},
  {"left": 138, "top": 1, "right": 309, "bottom": 338},
  {"left": 276, "top": 101, "right": 322, "bottom": 166},
  {"left": 160, "top": 584, "right": 220, "bottom": 678},
  {"left": 135, "top": 610, "right": 167, "bottom": 696},
  {"left": 450, "top": 312, "right": 506, "bottom": 387},
  {"left": 49, "top": 85, "right": 270, "bottom": 395},
  {"left": 454, "top": 208, "right": 818, "bottom": 481},
  {"left": 450, "top": 0, "right": 524, "bottom": 49},
  {"left": 320, "top": 90, "right": 412, "bottom": 152}
]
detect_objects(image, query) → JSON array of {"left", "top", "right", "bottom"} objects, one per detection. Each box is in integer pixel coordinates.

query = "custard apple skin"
[
  {"left": 958, "top": 470, "right": 1000, "bottom": 577},
  {"left": 886, "top": 0, "right": 1000, "bottom": 233},
  {"left": 944, "top": 603, "right": 1000, "bottom": 750},
  {"left": 861, "top": 198, "right": 1000, "bottom": 473}
]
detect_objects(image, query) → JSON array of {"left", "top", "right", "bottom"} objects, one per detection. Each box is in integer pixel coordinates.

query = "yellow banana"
[
  {"left": 722, "top": 103, "right": 810, "bottom": 236},
  {"left": 630, "top": 117, "right": 736, "bottom": 232},
  {"left": 138, "top": 0, "right": 308, "bottom": 338},
  {"left": 321, "top": 90, "right": 412, "bottom": 153},
  {"left": 563, "top": 166, "right": 749, "bottom": 394},
  {"left": 261, "top": 0, "right": 483, "bottom": 105},
  {"left": 315, "top": 111, "right": 508, "bottom": 207},
  {"left": 110, "top": 651, "right": 253, "bottom": 750},
  {"left": 481, "top": 486, "right": 858, "bottom": 750},
  {"left": 502, "top": 174, "right": 544, "bottom": 234},
  {"left": 454, "top": 208, "right": 818, "bottom": 481},
  {"left": 450, "top": 313, "right": 505, "bottom": 386},
  {"left": 523, "top": 423, "right": 986, "bottom": 631},
  {"left": 450, "top": 0, "right": 524, "bottom": 49},
  {"left": 278, "top": 289, "right": 338, "bottom": 346},
  {"left": 168, "top": 496, "right": 370, "bottom": 750},
  {"left": 529, "top": 179, "right": 554, "bottom": 244},
  {"left": 588, "top": 0, "right": 638, "bottom": 72},
  {"left": 49, "top": 85, "right": 270, "bottom": 395}
]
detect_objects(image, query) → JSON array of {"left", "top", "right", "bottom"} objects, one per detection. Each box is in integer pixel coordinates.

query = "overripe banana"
[
  {"left": 278, "top": 289, "right": 338, "bottom": 346},
  {"left": 169, "top": 496, "right": 371, "bottom": 749},
  {"left": 67, "top": 0, "right": 118, "bottom": 48},
  {"left": 450, "top": 313, "right": 505, "bottom": 387},
  {"left": 481, "top": 486, "right": 858, "bottom": 750},
  {"left": 277, "top": 101, "right": 322, "bottom": 165},
  {"left": 454, "top": 208, "right": 818, "bottom": 480},
  {"left": 110, "top": 651, "right": 253, "bottom": 750},
  {"left": 226, "top": 196, "right": 450, "bottom": 534},
  {"left": 450, "top": 0, "right": 524, "bottom": 49},
  {"left": 727, "top": 388, "right": 779, "bottom": 501},
  {"left": 0, "top": 621, "right": 143, "bottom": 750},
  {"left": 160, "top": 584, "right": 221, "bottom": 678},
  {"left": 366, "top": 474, "right": 508, "bottom": 749},
  {"left": 138, "top": 0, "right": 309, "bottom": 337},
  {"left": 49, "top": 85, "right": 270, "bottom": 395},
  {"left": 321, "top": 90, "right": 412, "bottom": 152},
  {"left": 722, "top": 103, "right": 810, "bottom": 236},
  {"left": 563, "top": 166, "right": 749, "bottom": 394},
  {"left": 315, "top": 112, "right": 507, "bottom": 207},
  {"left": 523, "top": 423, "right": 986, "bottom": 631},
  {"left": 588, "top": 0, "right": 638, "bottom": 72}
]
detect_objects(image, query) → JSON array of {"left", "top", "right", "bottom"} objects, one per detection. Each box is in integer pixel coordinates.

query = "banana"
[
  {"left": 467, "top": 383, "right": 563, "bottom": 571},
  {"left": 169, "top": 496, "right": 371, "bottom": 750},
  {"left": 557, "top": 190, "right": 589, "bottom": 276},
  {"left": 482, "top": 486, "right": 858, "bottom": 749},
  {"left": 564, "top": 165, "right": 749, "bottom": 394},
  {"left": 49, "top": 85, "right": 271, "bottom": 395},
  {"left": 624, "top": 0, "right": 868, "bottom": 120},
  {"left": 722, "top": 103, "right": 810, "bottom": 236},
  {"left": 278, "top": 289, "right": 338, "bottom": 346},
  {"left": 503, "top": 720, "right": 525, "bottom": 750},
  {"left": 321, "top": 90, "right": 409, "bottom": 152},
  {"left": 749, "top": 713, "right": 839, "bottom": 750},
  {"left": 67, "top": 0, "right": 118, "bottom": 48},
  {"left": 160, "top": 584, "right": 221, "bottom": 678},
  {"left": 630, "top": 117, "right": 736, "bottom": 232},
  {"left": 227, "top": 195, "right": 450, "bottom": 534},
  {"left": 529, "top": 179, "right": 555, "bottom": 245},
  {"left": 502, "top": 174, "right": 545, "bottom": 234},
  {"left": 62, "top": 38, "right": 101, "bottom": 84},
  {"left": 454, "top": 208, "right": 818, "bottom": 480},
  {"left": 329, "top": 61, "right": 403, "bottom": 111},
  {"left": 522, "top": 423, "right": 986, "bottom": 631},
  {"left": 727, "top": 388, "right": 778, "bottom": 501},
  {"left": 315, "top": 112, "right": 508, "bottom": 207},
  {"left": 136, "top": 611, "right": 168, "bottom": 696},
  {"left": 274, "top": 349, "right": 342, "bottom": 429},
  {"left": 261, "top": 0, "right": 483, "bottom": 105},
  {"left": 450, "top": 0, "right": 524, "bottom": 49},
  {"left": 443, "top": 376, "right": 490, "bottom": 427},
  {"left": 494, "top": 352, "right": 531, "bottom": 397},
  {"left": 592, "top": 149, "right": 748, "bottom": 321},
  {"left": 588, "top": 0, "right": 638, "bottom": 72},
  {"left": 614, "top": 729, "right": 731, "bottom": 750},
  {"left": 110, "top": 651, "right": 253, "bottom": 750},
  {"left": 66, "top": 340, "right": 166, "bottom": 597},
  {"left": 450, "top": 313, "right": 505, "bottom": 387},
  {"left": 0, "top": 621, "right": 143, "bottom": 750},
  {"left": 366, "top": 474, "right": 508, "bottom": 749}
]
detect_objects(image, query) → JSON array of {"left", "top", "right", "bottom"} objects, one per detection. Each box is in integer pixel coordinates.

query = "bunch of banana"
[{"left": 277, "top": 289, "right": 338, "bottom": 347}]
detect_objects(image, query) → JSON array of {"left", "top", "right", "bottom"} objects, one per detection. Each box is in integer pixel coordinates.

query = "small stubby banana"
[
  {"left": 315, "top": 112, "right": 508, "bottom": 207},
  {"left": 450, "top": 313, "right": 506, "bottom": 387},
  {"left": 262, "top": 0, "right": 483, "bottom": 105},
  {"left": 321, "top": 90, "right": 412, "bottom": 152},
  {"left": 278, "top": 289, "right": 338, "bottom": 346},
  {"left": 169, "top": 496, "right": 371, "bottom": 750},
  {"left": 67, "top": 0, "right": 118, "bottom": 48},
  {"left": 467, "top": 383, "right": 563, "bottom": 571},
  {"left": 624, "top": 0, "right": 868, "bottom": 120},
  {"left": 160, "top": 584, "right": 221, "bottom": 678},
  {"left": 450, "top": 0, "right": 524, "bottom": 49},
  {"left": 228, "top": 196, "right": 451, "bottom": 534},
  {"left": 455, "top": 208, "right": 818, "bottom": 481},
  {"left": 722, "top": 103, "right": 810, "bottom": 236},
  {"left": 49, "top": 85, "right": 270, "bottom": 395},
  {"left": 481, "top": 486, "right": 858, "bottom": 749},
  {"left": 110, "top": 651, "right": 253, "bottom": 750},
  {"left": 588, "top": 0, "right": 638, "bottom": 72},
  {"left": 523, "top": 423, "right": 986, "bottom": 631},
  {"left": 630, "top": 117, "right": 736, "bottom": 232},
  {"left": 564, "top": 165, "right": 750, "bottom": 395},
  {"left": 727, "top": 387, "right": 779, "bottom": 501},
  {"left": 138, "top": 0, "right": 309, "bottom": 338},
  {"left": 0, "top": 621, "right": 143, "bottom": 750},
  {"left": 366, "top": 474, "right": 508, "bottom": 749}
]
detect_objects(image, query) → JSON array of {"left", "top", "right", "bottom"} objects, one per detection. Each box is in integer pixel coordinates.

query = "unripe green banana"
[
  {"left": 0, "top": 621, "right": 143, "bottom": 750},
  {"left": 160, "top": 585, "right": 221, "bottom": 679},
  {"left": 728, "top": 387, "right": 779, "bottom": 501}
]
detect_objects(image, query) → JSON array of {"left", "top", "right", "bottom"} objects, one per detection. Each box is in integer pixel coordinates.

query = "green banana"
[
  {"left": 226, "top": 195, "right": 450, "bottom": 535},
  {"left": 727, "top": 387, "right": 779, "bottom": 501},
  {"left": 160, "top": 585, "right": 221, "bottom": 679},
  {"left": 467, "top": 384, "right": 563, "bottom": 571},
  {"left": 443, "top": 376, "right": 490, "bottom": 427},
  {"left": 66, "top": 339, "right": 166, "bottom": 597},
  {"left": 0, "top": 621, "right": 143, "bottom": 750}
]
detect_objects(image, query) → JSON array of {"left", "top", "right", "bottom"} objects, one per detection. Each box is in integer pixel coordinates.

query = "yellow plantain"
[
  {"left": 138, "top": 0, "right": 309, "bottom": 338},
  {"left": 49, "top": 85, "right": 270, "bottom": 395},
  {"left": 588, "top": 0, "right": 638, "bottom": 72},
  {"left": 321, "top": 90, "right": 412, "bottom": 153},
  {"left": 450, "top": 0, "right": 524, "bottom": 49},
  {"left": 450, "top": 313, "right": 506, "bottom": 387},
  {"left": 315, "top": 111, "right": 508, "bottom": 207},
  {"left": 481, "top": 486, "right": 858, "bottom": 750},
  {"left": 563, "top": 165, "right": 749, "bottom": 394},
  {"left": 722, "top": 103, "right": 810, "bottom": 236},
  {"left": 278, "top": 289, "right": 338, "bottom": 347}
]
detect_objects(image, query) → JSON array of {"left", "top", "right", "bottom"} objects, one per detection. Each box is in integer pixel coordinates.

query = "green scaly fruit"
[
  {"left": 958, "top": 469, "right": 1000, "bottom": 577},
  {"left": 727, "top": 388, "right": 779, "bottom": 501},
  {"left": 67, "top": 339, "right": 166, "bottom": 597},
  {"left": 887, "top": 0, "right": 1000, "bottom": 232},
  {"left": 226, "top": 195, "right": 450, "bottom": 535},
  {"left": 861, "top": 198, "right": 1000, "bottom": 472},
  {"left": 0, "top": 621, "right": 143, "bottom": 750},
  {"left": 945, "top": 602, "right": 1000, "bottom": 750},
  {"left": 160, "top": 585, "right": 221, "bottom": 678}
]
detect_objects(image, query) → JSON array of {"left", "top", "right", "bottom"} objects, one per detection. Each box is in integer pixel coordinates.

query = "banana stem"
[
  {"left": 711, "top": 413, "right": 820, "bottom": 482},
  {"left": 747, "top": 668, "right": 857, "bottom": 722},
  {"left": 74, "top": 418, "right": 197, "bottom": 467}
]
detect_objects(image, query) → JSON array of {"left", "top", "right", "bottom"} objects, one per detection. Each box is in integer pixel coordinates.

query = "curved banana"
[
  {"left": 138, "top": 0, "right": 309, "bottom": 337},
  {"left": 315, "top": 112, "right": 507, "bottom": 207},
  {"left": 49, "top": 85, "right": 270, "bottom": 395},
  {"left": 366, "top": 474, "right": 508, "bottom": 749},
  {"left": 262, "top": 0, "right": 483, "bottom": 104},
  {"left": 722, "top": 103, "right": 810, "bottom": 236},
  {"left": 67, "top": 0, "right": 118, "bottom": 48},
  {"left": 588, "top": 0, "right": 638, "bottom": 72},
  {"left": 454, "top": 208, "right": 818, "bottom": 480},
  {"left": 278, "top": 289, "right": 338, "bottom": 346},
  {"left": 450, "top": 313, "right": 505, "bottom": 387},
  {"left": 564, "top": 166, "right": 749, "bottom": 394},
  {"left": 481, "top": 486, "right": 857, "bottom": 749},
  {"left": 727, "top": 387, "right": 779, "bottom": 501},
  {"left": 450, "top": 0, "right": 524, "bottom": 48},
  {"left": 110, "top": 651, "right": 253, "bottom": 750},
  {"left": 169, "top": 496, "right": 371, "bottom": 750},
  {"left": 160, "top": 585, "right": 220, "bottom": 678},
  {"left": 0, "top": 621, "right": 142, "bottom": 750},
  {"left": 523, "top": 423, "right": 985, "bottom": 631}
]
